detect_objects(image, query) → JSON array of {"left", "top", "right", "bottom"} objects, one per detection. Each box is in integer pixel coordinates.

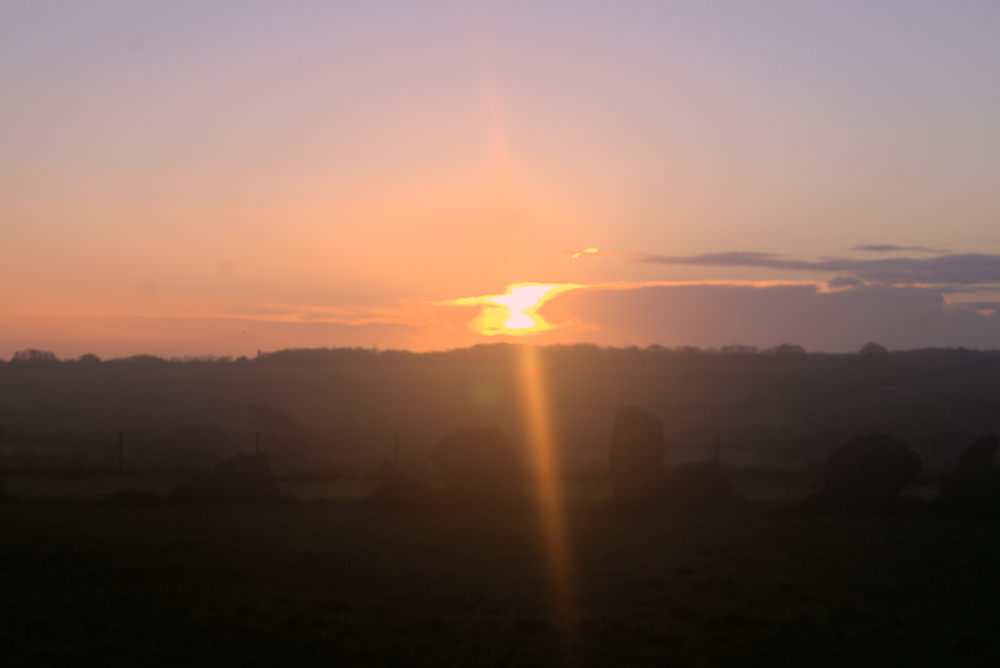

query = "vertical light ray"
[
  {"left": 472, "top": 17, "right": 581, "bottom": 658},
  {"left": 471, "top": 3, "right": 527, "bottom": 284},
  {"left": 518, "top": 343, "right": 580, "bottom": 661}
]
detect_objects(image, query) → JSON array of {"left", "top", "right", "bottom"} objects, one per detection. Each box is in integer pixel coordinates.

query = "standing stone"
[{"left": 608, "top": 406, "right": 665, "bottom": 509}]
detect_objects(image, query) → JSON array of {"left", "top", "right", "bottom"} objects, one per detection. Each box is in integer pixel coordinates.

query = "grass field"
[{"left": 2, "top": 477, "right": 998, "bottom": 667}]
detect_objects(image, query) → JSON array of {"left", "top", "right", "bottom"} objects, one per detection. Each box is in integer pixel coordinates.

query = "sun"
[
  {"left": 489, "top": 285, "right": 560, "bottom": 330},
  {"left": 441, "top": 283, "right": 583, "bottom": 336}
]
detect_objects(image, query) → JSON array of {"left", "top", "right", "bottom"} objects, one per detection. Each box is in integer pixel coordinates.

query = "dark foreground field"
[{"left": 2, "top": 481, "right": 999, "bottom": 667}]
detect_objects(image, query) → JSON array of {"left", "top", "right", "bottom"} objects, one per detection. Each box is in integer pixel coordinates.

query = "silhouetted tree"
[
  {"left": 768, "top": 343, "right": 807, "bottom": 357},
  {"left": 11, "top": 349, "right": 57, "bottom": 363},
  {"left": 120, "top": 354, "right": 168, "bottom": 367},
  {"left": 857, "top": 342, "right": 891, "bottom": 364}
]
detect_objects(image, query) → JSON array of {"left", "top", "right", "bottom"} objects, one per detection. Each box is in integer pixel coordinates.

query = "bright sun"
[
  {"left": 489, "top": 285, "right": 557, "bottom": 330},
  {"left": 441, "top": 283, "right": 583, "bottom": 336}
]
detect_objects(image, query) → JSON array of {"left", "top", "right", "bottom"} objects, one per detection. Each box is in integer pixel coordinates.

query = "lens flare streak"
[{"left": 518, "top": 344, "right": 580, "bottom": 659}]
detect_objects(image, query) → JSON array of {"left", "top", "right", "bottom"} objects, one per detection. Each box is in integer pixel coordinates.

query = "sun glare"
[
  {"left": 489, "top": 285, "right": 558, "bottom": 330},
  {"left": 441, "top": 283, "right": 583, "bottom": 336},
  {"left": 517, "top": 343, "right": 580, "bottom": 659}
]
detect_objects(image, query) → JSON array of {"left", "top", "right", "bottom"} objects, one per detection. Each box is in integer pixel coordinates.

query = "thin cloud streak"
[
  {"left": 8, "top": 278, "right": 1000, "bottom": 359},
  {"left": 542, "top": 282, "right": 1000, "bottom": 352},
  {"left": 851, "top": 244, "right": 942, "bottom": 253},
  {"left": 631, "top": 252, "right": 1000, "bottom": 287}
]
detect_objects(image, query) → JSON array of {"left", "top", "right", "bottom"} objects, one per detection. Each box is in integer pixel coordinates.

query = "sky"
[{"left": 2, "top": 1, "right": 999, "bottom": 359}]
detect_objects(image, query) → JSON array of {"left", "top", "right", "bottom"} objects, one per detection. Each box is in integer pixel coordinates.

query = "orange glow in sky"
[
  {"left": 3, "top": 5, "right": 999, "bottom": 359},
  {"left": 441, "top": 283, "right": 584, "bottom": 336}
]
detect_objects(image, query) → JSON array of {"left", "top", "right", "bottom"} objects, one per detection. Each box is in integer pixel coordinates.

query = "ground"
[{"left": 1, "top": 477, "right": 998, "bottom": 666}]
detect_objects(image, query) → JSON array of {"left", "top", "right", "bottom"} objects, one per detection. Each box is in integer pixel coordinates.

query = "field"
[{"left": 2, "top": 477, "right": 999, "bottom": 667}]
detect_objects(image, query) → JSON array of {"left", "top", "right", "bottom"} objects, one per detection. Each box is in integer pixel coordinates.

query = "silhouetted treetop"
[
  {"left": 9, "top": 341, "right": 1000, "bottom": 370},
  {"left": 11, "top": 349, "right": 57, "bottom": 364}
]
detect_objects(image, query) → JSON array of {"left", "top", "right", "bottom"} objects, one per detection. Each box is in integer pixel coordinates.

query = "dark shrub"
[
  {"left": 366, "top": 461, "right": 437, "bottom": 510},
  {"left": 936, "top": 434, "right": 1000, "bottom": 513},
  {"left": 431, "top": 426, "right": 522, "bottom": 507},
  {"left": 167, "top": 452, "right": 285, "bottom": 505},
  {"left": 807, "top": 432, "right": 921, "bottom": 511},
  {"left": 608, "top": 406, "right": 665, "bottom": 510},
  {"left": 662, "top": 460, "right": 735, "bottom": 508}
]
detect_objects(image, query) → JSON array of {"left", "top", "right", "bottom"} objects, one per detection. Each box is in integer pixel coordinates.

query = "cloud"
[
  {"left": 634, "top": 252, "right": 1000, "bottom": 287},
  {"left": 13, "top": 279, "right": 1000, "bottom": 358},
  {"left": 538, "top": 282, "right": 1000, "bottom": 352},
  {"left": 242, "top": 301, "right": 422, "bottom": 326},
  {"left": 850, "top": 244, "right": 942, "bottom": 253},
  {"left": 956, "top": 301, "right": 1000, "bottom": 311}
]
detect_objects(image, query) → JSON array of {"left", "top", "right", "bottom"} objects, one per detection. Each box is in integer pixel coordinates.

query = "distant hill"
[{"left": 2, "top": 343, "right": 1000, "bottom": 474}]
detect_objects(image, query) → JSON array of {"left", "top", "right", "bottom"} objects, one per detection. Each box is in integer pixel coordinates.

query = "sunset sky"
[{"left": 3, "top": 1, "right": 999, "bottom": 359}]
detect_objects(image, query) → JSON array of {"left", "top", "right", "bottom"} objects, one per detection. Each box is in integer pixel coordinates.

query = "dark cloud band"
[
  {"left": 850, "top": 244, "right": 941, "bottom": 253},
  {"left": 635, "top": 252, "right": 1000, "bottom": 286}
]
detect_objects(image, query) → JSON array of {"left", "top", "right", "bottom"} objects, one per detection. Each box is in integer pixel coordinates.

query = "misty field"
[{"left": 2, "top": 478, "right": 999, "bottom": 667}]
